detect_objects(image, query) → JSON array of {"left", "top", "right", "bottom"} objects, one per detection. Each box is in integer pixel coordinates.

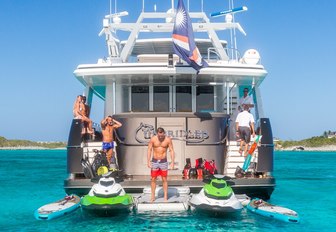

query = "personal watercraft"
[
  {"left": 189, "top": 175, "right": 243, "bottom": 214},
  {"left": 80, "top": 173, "right": 134, "bottom": 215}
]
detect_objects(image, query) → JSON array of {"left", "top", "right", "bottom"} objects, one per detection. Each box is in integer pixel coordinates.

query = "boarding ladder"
[
  {"left": 224, "top": 141, "right": 259, "bottom": 177},
  {"left": 82, "top": 141, "right": 118, "bottom": 165}
]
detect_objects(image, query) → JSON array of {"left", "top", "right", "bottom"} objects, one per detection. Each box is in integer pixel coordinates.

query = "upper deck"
[
  {"left": 74, "top": 8, "right": 267, "bottom": 86},
  {"left": 73, "top": 1, "right": 267, "bottom": 118}
]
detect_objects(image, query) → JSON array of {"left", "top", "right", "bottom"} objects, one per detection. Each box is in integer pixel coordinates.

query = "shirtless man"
[
  {"left": 81, "top": 96, "right": 92, "bottom": 134},
  {"left": 101, "top": 116, "right": 122, "bottom": 167},
  {"left": 147, "top": 127, "right": 175, "bottom": 202},
  {"left": 73, "top": 95, "right": 94, "bottom": 134},
  {"left": 81, "top": 96, "right": 91, "bottom": 117}
]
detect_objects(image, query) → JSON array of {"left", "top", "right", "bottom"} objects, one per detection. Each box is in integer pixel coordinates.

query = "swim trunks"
[
  {"left": 151, "top": 158, "right": 168, "bottom": 177},
  {"left": 102, "top": 142, "right": 114, "bottom": 151},
  {"left": 238, "top": 126, "right": 252, "bottom": 143}
]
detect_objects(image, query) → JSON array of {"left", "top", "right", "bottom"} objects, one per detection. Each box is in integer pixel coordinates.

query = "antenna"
[
  {"left": 115, "top": 0, "right": 117, "bottom": 13},
  {"left": 210, "top": 1, "right": 248, "bottom": 61},
  {"left": 230, "top": 0, "right": 238, "bottom": 61},
  {"left": 109, "top": 0, "right": 112, "bottom": 23},
  {"left": 210, "top": 6, "right": 247, "bottom": 17}
]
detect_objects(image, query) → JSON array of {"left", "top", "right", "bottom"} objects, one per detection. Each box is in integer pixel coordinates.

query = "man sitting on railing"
[
  {"left": 81, "top": 96, "right": 93, "bottom": 135},
  {"left": 72, "top": 95, "right": 94, "bottom": 134}
]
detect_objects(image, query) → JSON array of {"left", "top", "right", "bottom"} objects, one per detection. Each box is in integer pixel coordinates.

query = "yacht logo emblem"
[{"left": 135, "top": 122, "right": 209, "bottom": 144}]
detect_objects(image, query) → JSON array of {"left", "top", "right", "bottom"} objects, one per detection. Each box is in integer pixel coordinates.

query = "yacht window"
[
  {"left": 121, "top": 86, "right": 129, "bottom": 112},
  {"left": 214, "top": 85, "right": 225, "bottom": 113},
  {"left": 154, "top": 86, "right": 169, "bottom": 112},
  {"left": 131, "top": 86, "right": 149, "bottom": 112},
  {"left": 197, "top": 86, "right": 214, "bottom": 112},
  {"left": 176, "top": 86, "right": 192, "bottom": 112}
]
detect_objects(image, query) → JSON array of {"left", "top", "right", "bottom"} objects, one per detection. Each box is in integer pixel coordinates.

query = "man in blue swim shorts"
[
  {"left": 147, "top": 127, "right": 175, "bottom": 202},
  {"left": 102, "top": 142, "right": 114, "bottom": 152},
  {"left": 101, "top": 116, "right": 122, "bottom": 167}
]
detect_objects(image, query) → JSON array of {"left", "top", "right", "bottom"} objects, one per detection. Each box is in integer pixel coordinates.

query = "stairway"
[
  {"left": 82, "top": 141, "right": 122, "bottom": 168},
  {"left": 82, "top": 141, "right": 103, "bottom": 163},
  {"left": 224, "top": 141, "right": 258, "bottom": 177}
]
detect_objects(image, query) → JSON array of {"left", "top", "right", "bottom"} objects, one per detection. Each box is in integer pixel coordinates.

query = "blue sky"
[{"left": 0, "top": 0, "right": 335, "bottom": 142}]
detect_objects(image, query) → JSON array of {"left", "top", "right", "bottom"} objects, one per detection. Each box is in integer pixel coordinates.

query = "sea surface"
[{"left": 0, "top": 150, "right": 335, "bottom": 232}]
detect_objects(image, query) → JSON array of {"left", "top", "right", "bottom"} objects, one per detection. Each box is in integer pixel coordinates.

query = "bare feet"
[
  {"left": 238, "top": 148, "right": 243, "bottom": 156},
  {"left": 150, "top": 197, "right": 155, "bottom": 203}
]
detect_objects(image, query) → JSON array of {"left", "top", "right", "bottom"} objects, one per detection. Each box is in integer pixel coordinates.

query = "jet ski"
[
  {"left": 189, "top": 175, "right": 243, "bottom": 214},
  {"left": 80, "top": 173, "right": 134, "bottom": 216}
]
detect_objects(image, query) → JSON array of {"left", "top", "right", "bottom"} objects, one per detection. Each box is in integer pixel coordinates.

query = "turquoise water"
[{"left": 0, "top": 150, "right": 335, "bottom": 231}]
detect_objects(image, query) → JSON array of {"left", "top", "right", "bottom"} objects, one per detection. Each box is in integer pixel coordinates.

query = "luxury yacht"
[{"left": 65, "top": 0, "right": 275, "bottom": 200}]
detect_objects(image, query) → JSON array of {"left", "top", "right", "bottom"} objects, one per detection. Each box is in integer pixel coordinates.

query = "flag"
[{"left": 172, "top": 0, "right": 208, "bottom": 73}]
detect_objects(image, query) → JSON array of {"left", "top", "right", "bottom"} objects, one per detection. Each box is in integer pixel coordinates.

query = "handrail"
[
  {"left": 221, "top": 82, "right": 237, "bottom": 115},
  {"left": 207, "top": 47, "right": 241, "bottom": 62},
  {"left": 259, "top": 144, "right": 274, "bottom": 147},
  {"left": 67, "top": 145, "right": 82, "bottom": 149}
]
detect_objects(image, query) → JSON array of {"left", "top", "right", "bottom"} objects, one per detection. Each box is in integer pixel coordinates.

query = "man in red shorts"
[{"left": 147, "top": 127, "right": 175, "bottom": 202}]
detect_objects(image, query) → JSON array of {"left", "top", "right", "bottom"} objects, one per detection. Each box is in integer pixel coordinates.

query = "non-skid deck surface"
[{"left": 137, "top": 194, "right": 187, "bottom": 204}]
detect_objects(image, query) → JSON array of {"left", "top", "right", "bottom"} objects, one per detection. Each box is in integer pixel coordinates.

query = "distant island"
[
  {"left": 0, "top": 136, "right": 66, "bottom": 149},
  {"left": 1, "top": 131, "right": 336, "bottom": 151},
  {"left": 275, "top": 130, "right": 336, "bottom": 151}
]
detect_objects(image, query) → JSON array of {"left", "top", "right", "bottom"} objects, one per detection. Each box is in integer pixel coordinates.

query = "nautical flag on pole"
[{"left": 172, "top": 0, "right": 208, "bottom": 73}]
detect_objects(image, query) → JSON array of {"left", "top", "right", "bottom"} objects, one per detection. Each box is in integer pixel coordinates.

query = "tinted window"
[
  {"left": 154, "top": 86, "right": 169, "bottom": 112},
  {"left": 132, "top": 86, "right": 149, "bottom": 112},
  {"left": 176, "top": 86, "right": 192, "bottom": 112}
]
